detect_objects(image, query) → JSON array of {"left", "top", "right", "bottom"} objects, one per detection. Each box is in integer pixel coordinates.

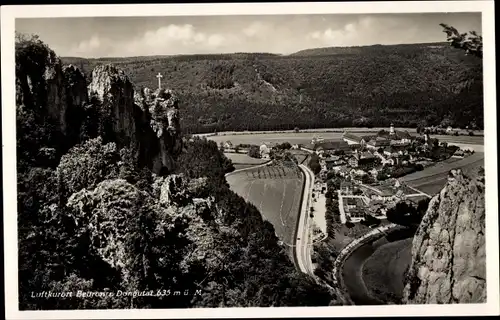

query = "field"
[
  {"left": 432, "top": 135, "right": 485, "bottom": 152},
  {"left": 206, "top": 129, "right": 485, "bottom": 149},
  {"left": 288, "top": 149, "right": 310, "bottom": 164},
  {"left": 223, "top": 152, "right": 269, "bottom": 170},
  {"left": 401, "top": 152, "right": 484, "bottom": 195},
  {"left": 432, "top": 134, "right": 484, "bottom": 145},
  {"left": 225, "top": 162, "right": 304, "bottom": 257},
  {"left": 209, "top": 132, "right": 345, "bottom": 146},
  {"left": 362, "top": 236, "right": 414, "bottom": 304}
]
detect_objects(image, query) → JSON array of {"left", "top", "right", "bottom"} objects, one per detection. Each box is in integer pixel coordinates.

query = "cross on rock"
[{"left": 156, "top": 72, "right": 163, "bottom": 90}]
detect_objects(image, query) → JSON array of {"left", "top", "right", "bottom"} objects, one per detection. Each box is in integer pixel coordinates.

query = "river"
[{"left": 341, "top": 228, "right": 415, "bottom": 305}]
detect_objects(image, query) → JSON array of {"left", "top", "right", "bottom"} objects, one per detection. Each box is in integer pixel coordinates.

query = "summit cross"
[{"left": 156, "top": 72, "right": 163, "bottom": 90}]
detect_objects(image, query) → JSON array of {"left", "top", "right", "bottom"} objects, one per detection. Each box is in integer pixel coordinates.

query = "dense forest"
[
  {"left": 17, "top": 35, "right": 336, "bottom": 309},
  {"left": 62, "top": 41, "right": 483, "bottom": 133}
]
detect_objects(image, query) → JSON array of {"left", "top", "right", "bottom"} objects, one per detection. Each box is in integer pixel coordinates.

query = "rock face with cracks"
[
  {"left": 16, "top": 37, "right": 183, "bottom": 174},
  {"left": 403, "top": 169, "right": 486, "bottom": 304}
]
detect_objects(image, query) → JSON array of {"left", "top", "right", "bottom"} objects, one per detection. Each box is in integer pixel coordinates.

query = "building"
[
  {"left": 336, "top": 166, "right": 350, "bottom": 178},
  {"left": 384, "top": 124, "right": 414, "bottom": 144},
  {"left": 342, "top": 131, "right": 366, "bottom": 145},
  {"left": 453, "top": 149, "right": 465, "bottom": 158},
  {"left": 370, "top": 192, "right": 394, "bottom": 202},
  {"left": 360, "top": 151, "right": 376, "bottom": 159},
  {"left": 223, "top": 141, "right": 233, "bottom": 149},
  {"left": 348, "top": 152, "right": 378, "bottom": 168},
  {"left": 302, "top": 140, "right": 351, "bottom": 154},
  {"left": 348, "top": 155, "right": 359, "bottom": 168},
  {"left": 325, "top": 156, "right": 345, "bottom": 170},
  {"left": 446, "top": 126, "right": 453, "bottom": 133},
  {"left": 383, "top": 146, "right": 405, "bottom": 158},
  {"left": 366, "top": 137, "right": 391, "bottom": 150},
  {"left": 340, "top": 181, "right": 353, "bottom": 194},
  {"left": 260, "top": 143, "right": 271, "bottom": 159},
  {"left": 351, "top": 169, "right": 367, "bottom": 177}
]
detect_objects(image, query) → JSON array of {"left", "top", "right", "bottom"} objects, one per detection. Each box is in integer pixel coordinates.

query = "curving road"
[{"left": 295, "top": 164, "right": 315, "bottom": 277}]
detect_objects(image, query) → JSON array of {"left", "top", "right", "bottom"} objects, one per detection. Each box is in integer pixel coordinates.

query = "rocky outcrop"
[
  {"left": 16, "top": 40, "right": 69, "bottom": 135},
  {"left": 16, "top": 37, "right": 182, "bottom": 175},
  {"left": 88, "top": 64, "right": 137, "bottom": 147},
  {"left": 87, "top": 67, "right": 182, "bottom": 174},
  {"left": 63, "top": 65, "right": 88, "bottom": 142},
  {"left": 403, "top": 168, "right": 485, "bottom": 304},
  {"left": 157, "top": 174, "right": 210, "bottom": 207},
  {"left": 135, "top": 87, "right": 183, "bottom": 173}
]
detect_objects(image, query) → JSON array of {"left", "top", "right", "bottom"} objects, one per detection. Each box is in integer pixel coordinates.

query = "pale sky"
[{"left": 16, "top": 13, "right": 481, "bottom": 58}]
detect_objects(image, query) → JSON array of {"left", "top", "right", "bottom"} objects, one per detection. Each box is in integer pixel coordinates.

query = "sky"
[{"left": 16, "top": 13, "right": 482, "bottom": 58}]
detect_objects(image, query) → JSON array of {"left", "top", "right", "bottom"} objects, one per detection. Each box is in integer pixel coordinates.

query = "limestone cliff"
[
  {"left": 88, "top": 64, "right": 137, "bottom": 148},
  {"left": 134, "top": 87, "right": 183, "bottom": 173},
  {"left": 63, "top": 65, "right": 89, "bottom": 142},
  {"left": 403, "top": 168, "right": 486, "bottom": 304},
  {"left": 85, "top": 66, "right": 183, "bottom": 174},
  {"left": 16, "top": 39, "right": 69, "bottom": 137},
  {"left": 16, "top": 37, "right": 182, "bottom": 175}
]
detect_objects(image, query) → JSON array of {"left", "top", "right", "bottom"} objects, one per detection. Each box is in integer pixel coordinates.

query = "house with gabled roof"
[
  {"left": 366, "top": 137, "right": 391, "bottom": 149},
  {"left": 342, "top": 131, "right": 367, "bottom": 146},
  {"left": 302, "top": 140, "right": 351, "bottom": 154}
]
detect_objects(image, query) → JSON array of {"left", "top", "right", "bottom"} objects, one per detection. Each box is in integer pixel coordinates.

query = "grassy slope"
[{"left": 62, "top": 42, "right": 483, "bottom": 133}]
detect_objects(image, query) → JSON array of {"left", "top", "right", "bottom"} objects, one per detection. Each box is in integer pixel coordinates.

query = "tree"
[
  {"left": 308, "top": 154, "right": 321, "bottom": 175},
  {"left": 56, "top": 137, "right": 121, "bottom": 198},
  {"left": 440, "top": 23, "right": 483, "bottom": 58},
  {"left": 361, "top": 174, "right": 375, "bottom": 185},
  {"left": 247, "top": 145, "right": 260, "bottom": 158}
]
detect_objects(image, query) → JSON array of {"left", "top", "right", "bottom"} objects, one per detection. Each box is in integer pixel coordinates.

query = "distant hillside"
[
  {"left": 62, "top": 42, "right": 483, "bottom": 134},
  {"left": 290, "top": 42, "right": 449, "bottom": 56}
]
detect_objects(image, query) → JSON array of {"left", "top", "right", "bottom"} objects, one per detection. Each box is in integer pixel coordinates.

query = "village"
[{"left": 219, "top": 124, "right": 476, "bottom": 226}]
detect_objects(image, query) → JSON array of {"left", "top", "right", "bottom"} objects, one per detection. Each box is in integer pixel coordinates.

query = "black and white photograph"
[{"left": 2, "top": 1, "right": 498, "bottom": 319}]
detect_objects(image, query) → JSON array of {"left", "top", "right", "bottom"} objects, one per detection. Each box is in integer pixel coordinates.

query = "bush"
[
  {"left": 308, "top": 154, "right": 322, "bottom": 175},
  {"left": 247, "top": 145, "right": 260, "bottom": 158}
]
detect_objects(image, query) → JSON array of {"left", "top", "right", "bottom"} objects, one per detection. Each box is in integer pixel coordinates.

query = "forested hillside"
[{"left": 62, "top": 42, "right": 483, "bottom": 133}]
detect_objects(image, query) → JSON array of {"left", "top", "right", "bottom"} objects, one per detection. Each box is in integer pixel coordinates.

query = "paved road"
[{"left": 296, "top": 164, "right": 315, "bottom": 277}]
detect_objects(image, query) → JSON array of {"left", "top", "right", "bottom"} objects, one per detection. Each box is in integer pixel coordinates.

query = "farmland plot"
[
  {"left": 226, "top": 162, "right": 304, "bottom": 257},
  {"left": 401, "top": 152, "right": 484, "bottom": 195}
]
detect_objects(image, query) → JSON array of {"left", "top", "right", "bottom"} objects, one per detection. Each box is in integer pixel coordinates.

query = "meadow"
[
  {"left": 223, "top": 152, "right": 269, "bottom": 170},
  {"left": 362, "top": 236, "right": 414, "bottom": 304},
  {"left": 206, "top": 129, "right": 484, "bottom": 149},
  {"left": 209, "top": 132, "right": 341, "bottom": 146},
  {"left": 402, "top": 152, "right": 484, "bottom": 195},
  {"left": 225, "top": 162, "right": 304, "bottom": 257}
]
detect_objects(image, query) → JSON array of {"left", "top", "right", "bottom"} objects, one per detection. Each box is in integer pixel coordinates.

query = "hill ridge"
[{"left": 61, "top": 42, "right": 483, "bottom": 134}]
